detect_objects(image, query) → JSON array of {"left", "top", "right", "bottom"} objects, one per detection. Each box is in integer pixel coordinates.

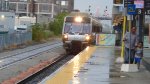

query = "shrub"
[{"left": 32, "top": 23, "right": 44, "bottom": 42}]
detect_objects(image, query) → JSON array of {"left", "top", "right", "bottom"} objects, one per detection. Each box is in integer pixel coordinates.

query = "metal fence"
[{"left": 0, "top": 32, "right": 32, "bottom": 50}]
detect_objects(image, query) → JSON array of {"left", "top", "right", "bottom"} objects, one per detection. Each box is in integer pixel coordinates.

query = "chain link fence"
[{"left": 0, "top": 31, "right": 32, "bottom": 50}]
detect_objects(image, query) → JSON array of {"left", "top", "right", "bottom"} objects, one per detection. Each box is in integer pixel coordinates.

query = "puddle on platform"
[
  {"left": 85, "top": 61, "right": 101, "bottom": 65},
  {"left": 78, "top": 67, "right": 89, "bottom": 73},
  {"left": 109, "top": 72, "right": 129, "bottom": 78},
  {"left": 90, "top": 55, "right": 98, "bottom": 58}
]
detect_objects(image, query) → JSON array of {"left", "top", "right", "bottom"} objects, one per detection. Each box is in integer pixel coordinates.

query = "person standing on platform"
[
  {"left": 134, "top": 42, "right": 143, "bottom": 69},
  {"left": 123, "top": 27, "right": 138, "bottom": 64}
]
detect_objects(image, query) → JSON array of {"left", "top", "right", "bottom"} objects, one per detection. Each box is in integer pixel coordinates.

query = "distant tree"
[{"left": 48, "top": 12, "right": 69, "bottom": 35}]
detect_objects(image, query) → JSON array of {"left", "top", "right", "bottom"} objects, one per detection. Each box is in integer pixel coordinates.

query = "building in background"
[
  {"left": 0, "top": 0, "right": 9, "bottom": 11},
  {"left": 8, "top": 0, "right": 74, "bottom": 24},
  {"left": 0, "top": 0, "right": 74, "bottom": 33},
  {"left": 55, "top": 0, "right": 74, "bottom": 12},
  {"left": 0, "top": 0, "right": 74, "bottom": 24},
  {"left": 0, "top": 12, "right": 15, "bottom": 34},
  {"left": 8, "top": 0, "right": 60, "bottom": 24}
]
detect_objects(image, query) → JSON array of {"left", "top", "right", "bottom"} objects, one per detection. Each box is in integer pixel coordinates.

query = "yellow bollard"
[
  {"left": 121, "top": 16, "right": 126, "bottom": 60},
  {"left": 116, "top": 16, "right": 126, "bottom": 63}
]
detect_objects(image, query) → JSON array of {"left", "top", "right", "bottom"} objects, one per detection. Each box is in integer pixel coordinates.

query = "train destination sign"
[{"left": 145, "top": 0, "right": 150, "bottom": 15}]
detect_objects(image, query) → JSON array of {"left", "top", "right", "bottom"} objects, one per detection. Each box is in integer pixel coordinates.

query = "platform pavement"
[
  {"left": 143, "top": 48, "right": 150, "bottom": 72},
  {"left": 114, "top": 46, "right": 150, "bottom": 72},
  {"left": 40, "top": 46, "right": 150, "bottom": 84},
  {"left": 110, "top": 47, "right": 150, "bottom": 84}
]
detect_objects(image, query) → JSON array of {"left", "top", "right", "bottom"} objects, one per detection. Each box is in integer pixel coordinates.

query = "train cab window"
[
  {"left": 65, "top": 17, "right": 74, "bottom": 22},
  {"left": 64, "top": 23, "right": 71, "bottom": 33},
  {"left": 70, "top": 23, "right": 82, "bottom": 33},
  {"left": 64, "top": 22, "right": 91, "bottom": 34}
]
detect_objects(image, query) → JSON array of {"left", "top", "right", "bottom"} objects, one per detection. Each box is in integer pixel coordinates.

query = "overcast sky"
[{"left": 74, "top": 0, "right": 113, "bottom": 16}]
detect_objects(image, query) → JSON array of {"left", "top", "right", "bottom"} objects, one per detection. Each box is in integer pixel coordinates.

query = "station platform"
[
  {"left": 143, "top": 48, "right": 150, "bottom": 72},
  {"left": 40, "top": 46, "right": 150, "bottom": 84}
]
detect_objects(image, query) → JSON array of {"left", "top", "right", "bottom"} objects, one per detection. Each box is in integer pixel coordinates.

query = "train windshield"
[{"left": 64, "top": 23, "right": 91, "bottom": 34}]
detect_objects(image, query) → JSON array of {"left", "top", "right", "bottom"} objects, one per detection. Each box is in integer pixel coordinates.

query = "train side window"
[
  {"left": 92, "top": 25, "right": 101, "bottom": 33},
  {"left": 83, "top": 24, "right": 90, "bottom": 34},
  {"left": 92, "top": 25, "right": 97, "bottom": 32}
]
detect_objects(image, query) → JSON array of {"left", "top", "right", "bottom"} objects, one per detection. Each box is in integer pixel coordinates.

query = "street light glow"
[
  {"left": 0, "top": 60, "right": 3, "bottom": 63},
  {"left": 1, "top": 15, "right": 5, "bottom": 19}
]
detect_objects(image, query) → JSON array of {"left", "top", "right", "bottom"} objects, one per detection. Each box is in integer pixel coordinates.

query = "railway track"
[
  {"left": 17, "top": 54, "right": 75, "bottom": 84},
  {"left": 0, "top": 42, "right": 61, "bottom": 59},
  {"left": 0, "top": 42, "right": 62, "bottom": 70}
]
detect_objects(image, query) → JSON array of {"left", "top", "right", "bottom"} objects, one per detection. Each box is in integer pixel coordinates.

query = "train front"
[{"left": 62, "top": 16, "right": 92, "bottom": 53}]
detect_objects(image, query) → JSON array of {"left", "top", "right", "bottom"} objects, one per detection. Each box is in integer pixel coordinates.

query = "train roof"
[{"left": 67, "top": 12, "right": 91, "bottom": 17}]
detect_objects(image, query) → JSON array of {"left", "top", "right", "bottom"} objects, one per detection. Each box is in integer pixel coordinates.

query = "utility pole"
[
  {"left": 137, "top": 15, "right": 144, "bottom": 42},
  {"left": 88, "top": 5, "right": 92, "bottom": 15}
]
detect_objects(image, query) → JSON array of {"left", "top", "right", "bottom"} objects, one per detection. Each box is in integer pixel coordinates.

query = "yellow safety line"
[
  {"left": 45, "top": 46, "right": 96, "bottom": 84},
  {"left": 121, "top": 16, "right": 126, "bottom": 58}
]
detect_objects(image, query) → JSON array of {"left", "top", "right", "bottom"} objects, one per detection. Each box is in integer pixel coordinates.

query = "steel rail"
[{"left": 0, "top": 42, "right": 62, "bottom": 70}]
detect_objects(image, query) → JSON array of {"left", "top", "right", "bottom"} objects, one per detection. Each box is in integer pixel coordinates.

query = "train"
[{"left": 62, "top": 12, "right": 103, "bottom": 53}]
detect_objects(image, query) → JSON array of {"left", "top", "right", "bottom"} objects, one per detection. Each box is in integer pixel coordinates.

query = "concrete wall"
[{"left": 0, "top": 12, "right": 15, "bottom": 33}]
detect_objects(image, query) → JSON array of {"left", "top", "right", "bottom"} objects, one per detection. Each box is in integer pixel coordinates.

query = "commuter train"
[{"left": 62, "top": 12, "right": 102, "bottom": 53}]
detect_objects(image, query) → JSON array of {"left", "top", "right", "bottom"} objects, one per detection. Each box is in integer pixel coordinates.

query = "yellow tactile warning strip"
[{"left": 41, "top": 46, "right": 96, "bottom": 84}]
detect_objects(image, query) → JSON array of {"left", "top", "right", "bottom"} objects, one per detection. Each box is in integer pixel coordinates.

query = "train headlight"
[
  {"left": 63, "top": 34, "right": 68, "bottom": 40},
  {"left": 85, "top": 35, "right": 90, "bottom": 41},
  {"left": 75, "top": 16, "right": 82, "bottom": 23}
]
